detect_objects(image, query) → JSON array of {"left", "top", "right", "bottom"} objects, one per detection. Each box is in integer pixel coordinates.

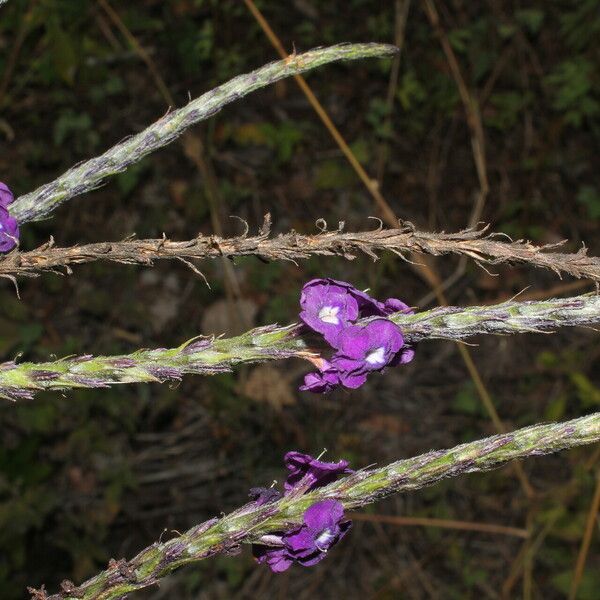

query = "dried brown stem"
[{"left": 1, "top": 218, "right": 598, "bottom": 282}]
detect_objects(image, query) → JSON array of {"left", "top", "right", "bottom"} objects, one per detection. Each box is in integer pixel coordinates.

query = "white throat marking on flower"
[
  {"left": 365, "top": 347, "right": 386, "bottom": 365},
  {"left": 318, "top": 305, "right": 340, "bottom": 325},
  {"left": 315, "top": 528, "right": 335, "bottom": 551}
]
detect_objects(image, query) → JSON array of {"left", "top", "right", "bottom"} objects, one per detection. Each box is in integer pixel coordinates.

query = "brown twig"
[
  {"left": 569, "top": 471, "right": 600, "bottom": 600},
  {"left": 349, "top": 512, "right": 529, "bottom": 538},
  {"left": 2, "top": 219, "right": 598, "bottom": 283}
]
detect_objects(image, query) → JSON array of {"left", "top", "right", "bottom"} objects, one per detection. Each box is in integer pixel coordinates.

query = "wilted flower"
[
  {"left": 284, "top": 451, "right": 352, "bottom": 493},
  {"left": 0, "top": 206, "right": 19, "bottom": 253}
]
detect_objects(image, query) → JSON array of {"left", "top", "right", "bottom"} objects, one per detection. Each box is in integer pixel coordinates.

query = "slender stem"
[
  {"left": 2, "top": 220, "right": 599, "bottom": 282},
  {"left": 32, "top": 413, "right": 600, "bottom": 600},
  {"left": 8, "top": 43, "right": 397, "bottom": 223},
  {"left": 569, "top": 471, "right": 600, "bottom": 600},
  {"left": 2, "top": 293, "right": 598, "bottom": 401}
]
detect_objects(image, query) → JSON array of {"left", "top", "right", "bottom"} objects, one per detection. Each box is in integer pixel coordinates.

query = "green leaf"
[
  {"left": 452, "top": 382, "right": 484, "bottom": 416},
  {"left": 569, "top": 372, "right": 600, "bottom": 407},
  {"left": 552, "top": 569, "right": 600, "bottom": 600},
  {"left": 544, "top": 395, "right": 567, "bottom": 421},
  {"left": 577, "top": 186, "right": 600, "bottom": 220},
  {"left": 46, "top": 19, "right": 78, "bottom": 85},
  {"left": 545, "top": 59, "right": 600, "bottom": 127},
  {"left": 516, "top": 9, "right": 545, "bottom": 35},
  {"left": 396, "top": 70, "right": 426, "bottom": 111}
]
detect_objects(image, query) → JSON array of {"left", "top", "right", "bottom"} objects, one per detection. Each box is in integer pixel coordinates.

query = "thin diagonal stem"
[
  {"left": 243, "top": 0, "right": 399, "bottom": 225},
  {"left": 2, "top": 294, "right": 598, "bottom": 402},
  {"left": 33, "top": 413, "right": 600, "bottom": 600},
  {"left": 348, "top": 512, "right": 529, "bottom": 538},
  {"left": 8, "top": 43, "right": 397, "bottom": 223},
  {"left": 569, "top": 471, "right": 600, "bottom": 599}
]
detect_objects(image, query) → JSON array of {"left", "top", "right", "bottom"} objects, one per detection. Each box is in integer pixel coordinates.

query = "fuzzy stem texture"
[
  {"left": 2, "top": 294, "right": 598, "bottom": 401},
  {"left": 2, "top": 218, "right": 599, "bottom": 282},
  {"left": 32, "top": 413, "right": 600, "bottom": 600},
  {"left": 9, "top": 43, "right": 397, "bottom": 223}
]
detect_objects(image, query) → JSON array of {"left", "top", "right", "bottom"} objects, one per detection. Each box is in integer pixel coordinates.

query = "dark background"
[{"left": 0, "top": 1, "right": 599, "bottom": 598}]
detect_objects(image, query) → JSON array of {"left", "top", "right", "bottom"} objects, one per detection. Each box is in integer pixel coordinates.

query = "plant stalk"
[
  {"left": 9, "top": 43, "right": 397, "bottom": 223},
  {"left": 33, "top": 413, "right": 600, "bottom": 600},
  {"left": 2, "top": 219, "right": 599, "bottom": 282},
  {"left": 2, "top": 293, "right": 598, "bottom": 401}
]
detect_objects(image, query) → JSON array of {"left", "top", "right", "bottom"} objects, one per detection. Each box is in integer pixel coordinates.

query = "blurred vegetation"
[{"left": 0, "top": 1, "right": 599, "bottom": 598}]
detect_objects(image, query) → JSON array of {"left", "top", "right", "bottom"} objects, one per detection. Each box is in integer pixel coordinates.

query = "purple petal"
[
  {"left": 335, "top": 325, "right": 370, "bottom": 358},
  {"left": 336, "top": 369, "right": 368, "bottom": 389},
  {"left": 335, "top": 319, "right": 404, "bottom": 370},
  {"left": 381, "top": 298, "right": 414, "bottom": 315},
  {"left": 303, "top": 499, "right": 345, "bottom": 532},
  {"left": 0, "top": 182, "right": 14, "bottom": 209},
  {"left": 296, "top": 549, "right": 329, "bottom": 566},
  {"left": 365, "top": 319, "right": 404, "bottom": 354},
  {"left": 299, "top": 279, "right": 360, "bottom": 345},
  {"left": 299, "top": 367, "right": 341, "bottom": 393},
  {"left": 297, "top": 520, "right": 352, "bottom": 566},
  {"left": 252, "top": 546, "right": 294, "bottom": 572},
  {"left": 284, "top": 528, "right": 316, "bottom": 554},
  {"left": 284, "top": 451, "right": 352, "bottom": 493},
  {"left": 0, "top": 206, "right": 19, "bottom": 253},
  {"left": 389, "top": 346, "right": 415, "bottom": 366}
]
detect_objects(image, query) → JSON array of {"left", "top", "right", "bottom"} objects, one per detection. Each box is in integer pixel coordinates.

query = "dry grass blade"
[
  {"left": 242, "top": 0, "right": 399, "bottom": 226},
  {"left": 349, "top": 511, "right": 529, "bottom": 538},
  {"left": 569, "top": 471, "right": 600, "bottom": 599}
]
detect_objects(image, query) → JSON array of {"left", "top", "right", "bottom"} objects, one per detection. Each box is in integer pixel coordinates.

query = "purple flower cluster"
[
  {"left": 252, "top": 451, "right": 352, "bottom": 572},
  {"left": 0, "top": 183, "right": 19, "bottom": 253},
  {"left": 299, "top": 278, "right": 414, "bottom": 392}
]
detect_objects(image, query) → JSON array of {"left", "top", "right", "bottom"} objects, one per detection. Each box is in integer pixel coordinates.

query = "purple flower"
[
  {"left": 299, "top": 359, "right": 341, "bottom": 393},
  {"left": 253, "top": 500, "right": 351, "bottom": 572},
  {"left": 0, "top": 206, "right": 19, "bottom": 253},
  {"left": 298, "top": 278, "right": 415, "bottom": 393},
  {"left": 332, "top": 319, "right": 405, "bottom": 389},
  {"left": 0, "top": 182, "right": 14, "bottom": 209},
  {"left": 305, "top": 279, "right": 411, "bottom": 320},
  {"left": 284, "top": 500, "right": 351, "bottom": 566},
  {"left": 299, "top": 279, "right": 360, "bottom": 345},
  {"left": 284, "top": 451, "right": 352, "bottom": 493},
  {"left": 299, "top": 278, "right": 414, "bottom": 346}
]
